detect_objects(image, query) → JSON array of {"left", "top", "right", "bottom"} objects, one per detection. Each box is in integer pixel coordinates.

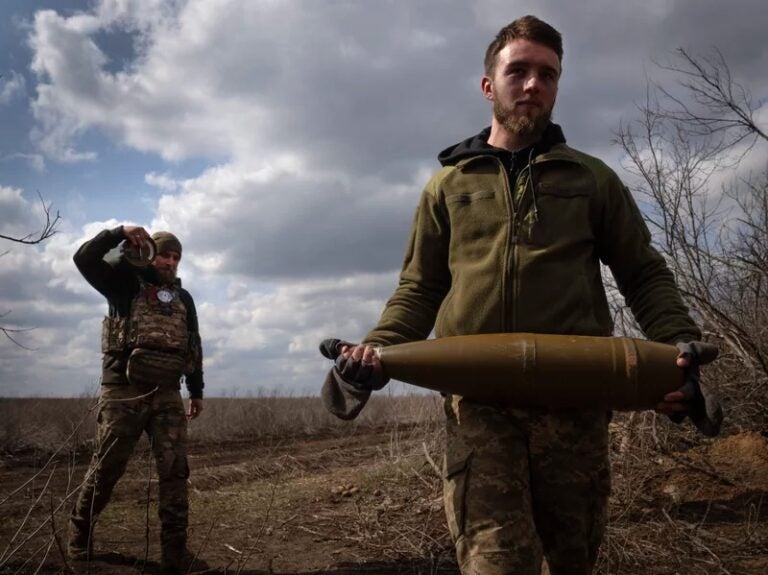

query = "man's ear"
[{"left": 481, "top": 75, "right": 494, "bottom": 101}]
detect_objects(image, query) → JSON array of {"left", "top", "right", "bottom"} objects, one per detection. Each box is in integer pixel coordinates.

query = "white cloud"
[
  {"left": 144, "top": 171, "right": 179, "bottom": 191},
  {"left": 190, "top": 271, "right": 396, "bottom": 393},
  {"left": 1, "top": 203, "right": 399, "bottom": 396},
  {"left": 1, "top": 153, "right": 46, "bottom": 172},
  {"left": 5, "top": 0, "right": 766, "bottom": 397},
  {"left": 1, "top": 217, "right": 143, "bottom": 395},
  {"left": 26, "top": 0, "right": 479, "bottom": 168},
  {"left": 0, "top": 186, "right": 40, "bottom": 240},
  {"left": 146, "top": 157, "right": 421, "bottom": 280},
  {"left": 0, "top": 70, "right": 26, "bottom": 104},
  {"left": 25, "top": 0, "right": 768, "bottom": 170},
  {"left": 1, "top": 215, "right": 105, "bottom": 395}
]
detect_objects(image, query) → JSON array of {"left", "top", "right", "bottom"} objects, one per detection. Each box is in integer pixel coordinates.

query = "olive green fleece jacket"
[{"left": 364, "top": 125, "right": 700, "bottom": 347}]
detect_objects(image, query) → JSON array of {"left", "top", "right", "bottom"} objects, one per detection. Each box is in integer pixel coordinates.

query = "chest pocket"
[
  {"left": 525, "top": 182, "right": 593, "bottom": 247},
  {"left": 444, "top": 188, "right": 508, "bottom": 256},
  {"left": 445, "top": 190, "right": 495, "bottom": 205}
]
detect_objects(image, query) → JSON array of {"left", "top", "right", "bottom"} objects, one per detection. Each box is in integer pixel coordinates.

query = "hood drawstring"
[{"left": 527, "top": 147, "right": 539, "bottom": 223}]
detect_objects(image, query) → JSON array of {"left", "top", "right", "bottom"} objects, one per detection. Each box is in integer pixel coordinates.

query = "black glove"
[
  {"left": 319, "top": 338, "right": 352, "bottom": 361},
  {"left": 670, "top": 341, "right": 723, "bottom": 437},
  {"left": 319, "top": 338, "right": 389, "bottom": 391}
]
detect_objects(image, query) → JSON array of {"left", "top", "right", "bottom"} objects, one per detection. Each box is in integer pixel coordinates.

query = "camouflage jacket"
[
  {"left": 73, "top": 226, "right": 205, "bottom": 398},
  {"left": 365, "top": 124, "right": 700, "bottom": 347}
]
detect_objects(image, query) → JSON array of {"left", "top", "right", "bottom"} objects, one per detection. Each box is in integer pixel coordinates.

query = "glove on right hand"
[
  {"left": 319, "top": 338, "right": 352, "bottom": 361},
  {"left": 670, "top": 341, "right": 723, "bottom": 437},
  {"left": 318, "top": 338, "right": 389, "bottom": 391},
  {"left": 335, "top": 352, "right": 388, "bottom": 391}
]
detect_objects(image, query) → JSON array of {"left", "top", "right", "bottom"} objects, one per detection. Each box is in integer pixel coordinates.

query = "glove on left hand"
[{"left": 670, "top": 341, "right": 723, "bottom": 437}]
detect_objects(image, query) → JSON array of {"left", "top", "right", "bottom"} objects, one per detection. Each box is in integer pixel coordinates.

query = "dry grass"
[
  {"left": 0, "top": 391, "right": 443, "bottom": 455},
  {"left": 1, "top": 390, "right": 767, "bottom": 574},
  {"left": 0, "top": 396, "right": 100, "bottom": 455}
]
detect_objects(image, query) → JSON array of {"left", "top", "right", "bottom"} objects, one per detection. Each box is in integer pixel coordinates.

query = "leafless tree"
[
  {"left": 1, "top": 193, "right": 61, "bottom": 347},
  {"left": 0, "top": 191, "right": 60, "bottom": 245},
  {"left": 656, "top": 48, "right": 767, "bottom": 150},
  {"left": 0, "top": 313, "right": 36, "bottom": 350},
  {"left": 615, "top": 48, "right": 768, "bottom": 430}
]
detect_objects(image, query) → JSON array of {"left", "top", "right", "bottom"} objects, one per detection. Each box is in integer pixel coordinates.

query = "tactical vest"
[{"left": 101, "top": 280, "right": 194, "bottom": 391}]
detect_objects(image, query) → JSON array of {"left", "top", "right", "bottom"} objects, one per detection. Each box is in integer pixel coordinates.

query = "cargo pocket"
[
  {"left": 443, "top": 450, "right": 472, "bottom": 543},
  {"left": 97, "top": 396, "right": 140, "bottom": 440},
  {"left": 155, "top": 446, "right": 190, "bottom": 481}
]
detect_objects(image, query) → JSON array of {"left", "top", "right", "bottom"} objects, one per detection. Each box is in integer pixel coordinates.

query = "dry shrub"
[
  {"left": 0, "top": 397, "right": 98, "bottom": 455},
  {"left": 189, "top": 390, "right": 443, "bottom": 445},
  {"left": 0, "top": 390, "right": 445, "bottom": 455},
  {"left": 3, "top": 385, "right": 765, "bottom": 574},
  {"left": 600, "top": 395, "right": 768, "bottom": 573}
]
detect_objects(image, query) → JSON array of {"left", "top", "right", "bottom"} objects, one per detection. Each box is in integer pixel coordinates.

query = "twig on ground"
[
  {"left": 0, "top": 437, "right": 118, "bottom": 571},
  {"left": 49, "top": 490, "right": 74, "bottom": 574},
  {"left": 1, "top": 465, "right": 57, "bottom": 563},
  {"left": 10, "top": 536, "right": 53, "bottom": 575},
  {"left": 422, "top": 441, "right": 441, "bottom": 477},
  {"left": 234, "top": 478, "right": 278, "bottom": 575},
  {"left": 0, "top": 398, "right": 101, "bottom": 507},
  {"left": 30, "top": 536, "right": 54, "bottom": 575},
  {"left": 141, "top": 438, "right": 154, "bottom": 574}
]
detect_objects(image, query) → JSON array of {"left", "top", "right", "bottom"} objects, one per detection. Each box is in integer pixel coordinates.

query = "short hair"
[{"left": 484, "top": 15, "right": 563, "bottom": 75}]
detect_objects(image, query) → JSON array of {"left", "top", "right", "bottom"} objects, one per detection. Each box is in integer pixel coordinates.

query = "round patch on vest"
[{"left": 157, "top": 288, "right": 176, "bottom": 303}]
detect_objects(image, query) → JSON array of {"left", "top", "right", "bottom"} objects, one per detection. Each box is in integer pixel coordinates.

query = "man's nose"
[{"left": 523, "top": 74, "right": 540, "bottom": 92}]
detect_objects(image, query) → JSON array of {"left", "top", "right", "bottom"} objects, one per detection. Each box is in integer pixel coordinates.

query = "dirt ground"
[{"left": 1, "top": 423, "right": 767, "bottom": 574}]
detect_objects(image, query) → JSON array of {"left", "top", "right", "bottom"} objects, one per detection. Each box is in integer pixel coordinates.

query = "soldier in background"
[
  {"left": 68, "top": 225, "right": 205, "bottom": 575},
  {"left": 327, "top": 15, "right": 717, "bottom": 575}
]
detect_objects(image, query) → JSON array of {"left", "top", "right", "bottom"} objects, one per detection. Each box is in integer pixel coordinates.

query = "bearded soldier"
[
  {"left": 68, "top": 225, "right": 205, "bottom": 575},
  {"left": 326, "top": 15, "right": 717, "bottom": 575}
]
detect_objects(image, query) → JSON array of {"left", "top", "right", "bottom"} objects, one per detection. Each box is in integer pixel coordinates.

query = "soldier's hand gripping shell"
[
  {"left": 318, "top": 338, "right": 354, "bottom": 361},
  {"left": 319, "top": 338, "right": 389, "bottom": 391},
  {"left": 121, "top": 225, "right": 156, "bottom": 267},
  {"left": 663, "top": 341, "right": 723, "bottom": 437},
  {"left": 337, "top": 343, "right": 389, "bottom": 391}
]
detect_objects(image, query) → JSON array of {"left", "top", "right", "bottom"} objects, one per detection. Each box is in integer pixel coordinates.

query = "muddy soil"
[{"left": 1, "top": 427, "right": 767, "bottom": 574}]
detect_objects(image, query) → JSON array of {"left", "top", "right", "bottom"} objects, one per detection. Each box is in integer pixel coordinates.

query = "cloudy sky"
[{"left": 1, "top": 0, "right": 766, "bottom": 397}]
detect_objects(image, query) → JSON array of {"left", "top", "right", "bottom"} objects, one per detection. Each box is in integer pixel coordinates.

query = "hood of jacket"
[{"left": 437, "top": 122, "right": 567, "bottom": 168}]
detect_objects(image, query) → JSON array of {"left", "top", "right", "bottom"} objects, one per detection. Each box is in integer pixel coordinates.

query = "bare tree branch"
[
  {"left": 0, "top": 312, "right": 37, "bottom": 350},
  {"left": 655, "top": 48, "right": 768, "bottom": 146},
  {"left": 615, "top": 46, "right": 768, "bottom": 431},
  {"left": 1, "top": 192, "right": 61, "bottom": 347},
  {"left": 0, "top": 191, "right": 60, "bottom": 245}
]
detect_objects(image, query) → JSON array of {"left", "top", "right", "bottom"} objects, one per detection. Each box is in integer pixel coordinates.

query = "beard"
[
  {"left": 154, "top": 267, "right": 177, "bottom": 285},
  {"left": 493, "top": 99, "right": 552, "bottom": 141}
]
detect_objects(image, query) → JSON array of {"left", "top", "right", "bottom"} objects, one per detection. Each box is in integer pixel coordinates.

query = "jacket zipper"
[
  {"left": 470, "top": 154, "right": 539, "bottom": 333},
  {"left": 508, "top": 172, "right": 526, "bottom": 332},
  {"left": 506, "top": 160, "right": 535, "bottom": 332},
  {"left": 499, "top": 158, "right": 516, "bottom": 333}
]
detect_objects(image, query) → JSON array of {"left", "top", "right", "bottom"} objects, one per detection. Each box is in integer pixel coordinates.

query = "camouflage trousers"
[
  {"left": 70, "top": 383, "right": 190, "bottom": 553},
  {"left": 443, "top": 395, "right": 611, "bottom": 575}
]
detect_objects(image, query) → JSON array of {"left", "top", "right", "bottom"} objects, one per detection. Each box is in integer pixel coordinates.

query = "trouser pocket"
[{"left": 443, "top": 450, "right": 472, "bottom": 543}]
